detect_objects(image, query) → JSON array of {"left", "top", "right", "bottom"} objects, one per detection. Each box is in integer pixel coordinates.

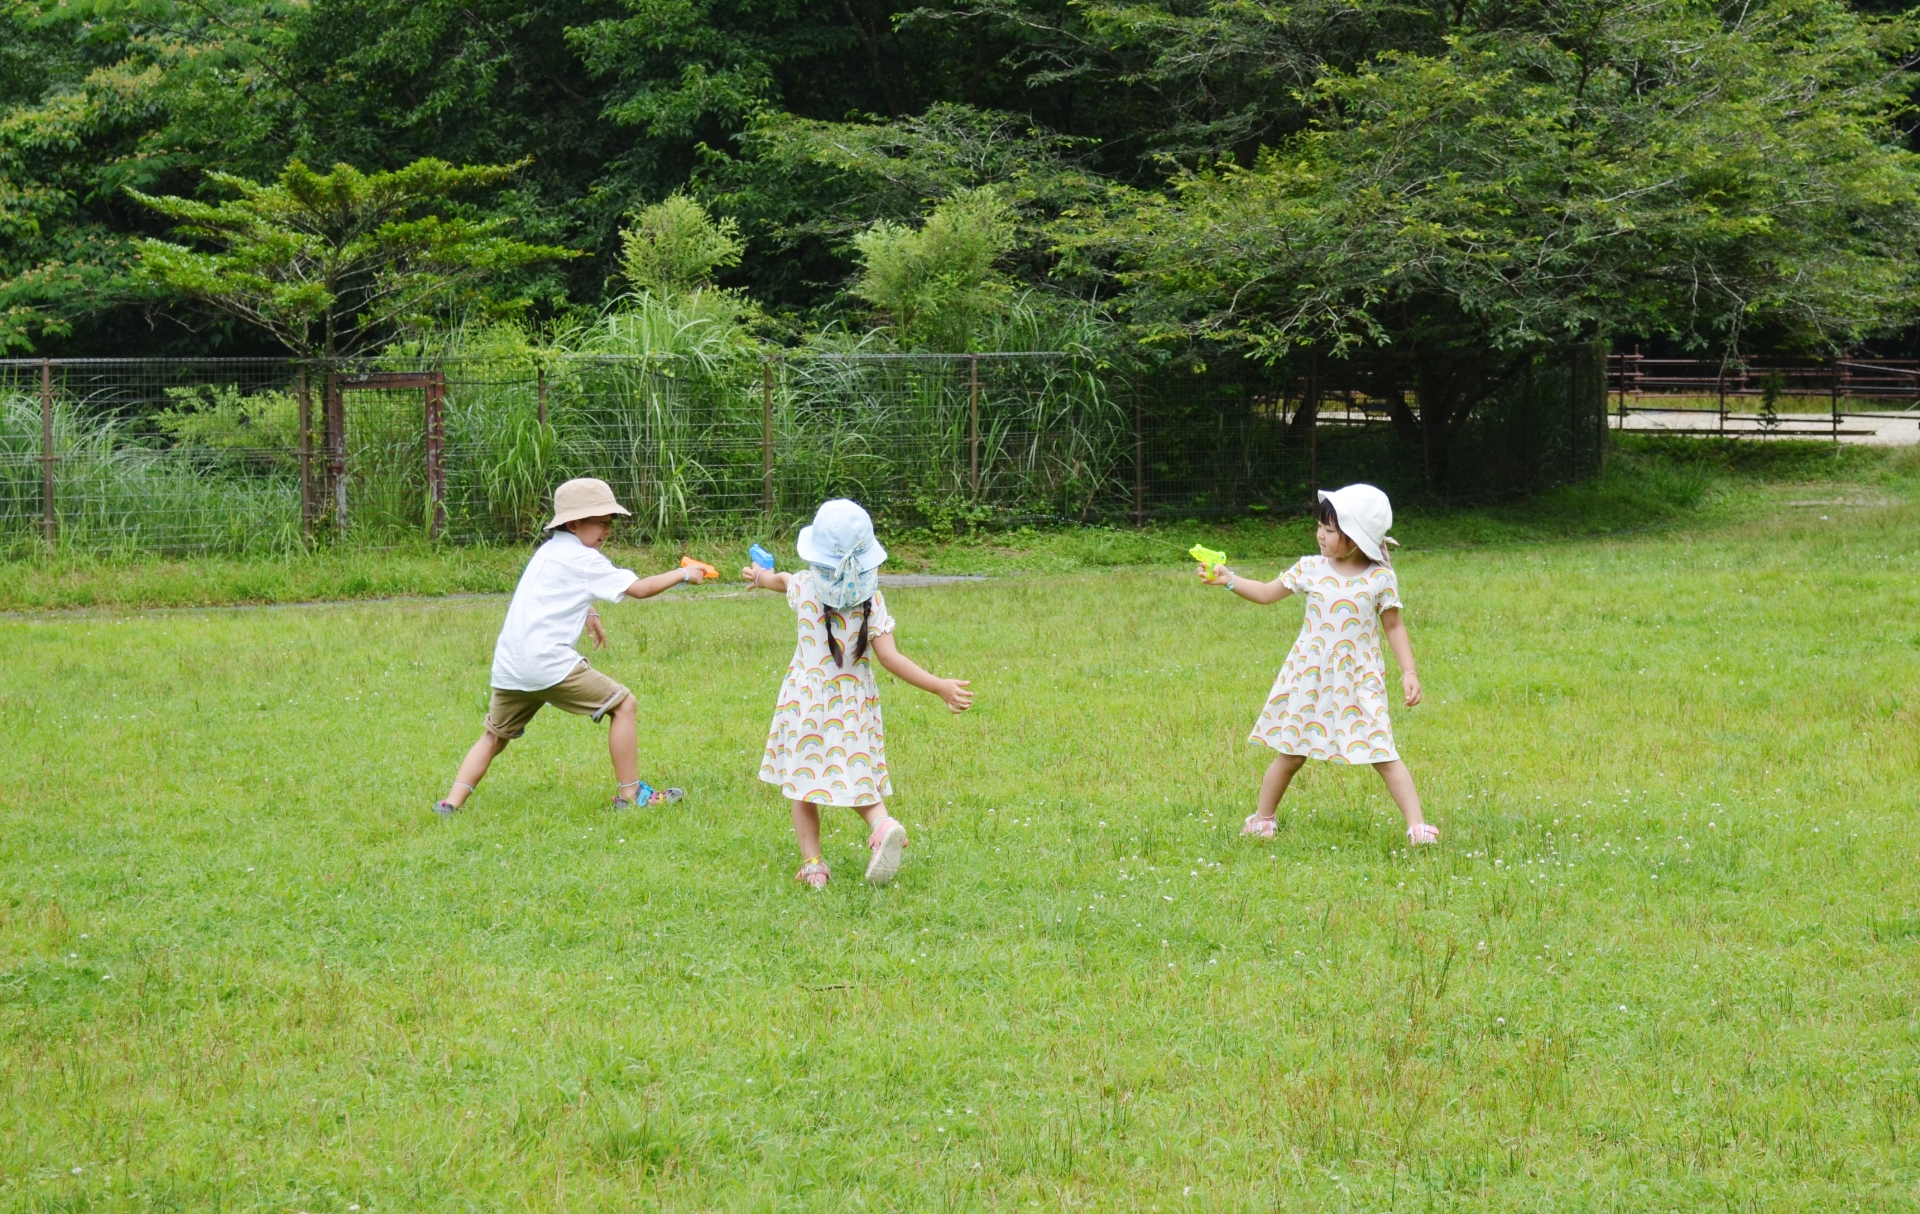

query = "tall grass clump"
[
  {"left": 777, "top": 294, "right": 1132, "bottom": 531},
  {"left": 0, "top": 388, "right": 302, "bottom": 558}
]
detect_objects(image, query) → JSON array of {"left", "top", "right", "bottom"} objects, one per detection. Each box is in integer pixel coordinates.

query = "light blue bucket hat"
[{"left": 795, "top": 499, "right": 887, "bottom": 607}]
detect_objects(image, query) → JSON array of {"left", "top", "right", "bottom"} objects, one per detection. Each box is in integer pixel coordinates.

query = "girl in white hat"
[
  {"left": 742, "top": 499, "right": 974, "bottom": 888},
  {"left": 1200, "top": 484, "right": 1438, "bottom": 845}
]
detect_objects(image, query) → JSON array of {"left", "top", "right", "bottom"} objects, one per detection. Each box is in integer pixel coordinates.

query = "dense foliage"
[{"left": 3, "top": 0, "right": 1918, "bottom": 381}]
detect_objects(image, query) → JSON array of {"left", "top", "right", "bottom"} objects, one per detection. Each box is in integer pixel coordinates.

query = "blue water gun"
[{"left": 749, "top": 543, "right": 776, "bottom": 570}]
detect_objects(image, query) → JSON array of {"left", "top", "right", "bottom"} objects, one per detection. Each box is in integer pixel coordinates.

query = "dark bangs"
[{"left": 1314, "top": 498, "right": 1341, "bottom": 527}]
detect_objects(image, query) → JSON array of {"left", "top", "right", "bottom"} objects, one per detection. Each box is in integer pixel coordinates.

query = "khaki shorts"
[{"left": 485, "top": 660, "right": 632, "bottom": 740}]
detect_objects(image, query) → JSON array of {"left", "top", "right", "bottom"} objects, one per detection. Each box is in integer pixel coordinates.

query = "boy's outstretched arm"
[
  {"left": 624, "top": 564, "right": 706, "bottom": 601},
  {"left": 871, "top": 633, "right": 972, "bottom": 713},
  {"left": 1381, "top": 607, "right": 1423, "bottom": 706}
]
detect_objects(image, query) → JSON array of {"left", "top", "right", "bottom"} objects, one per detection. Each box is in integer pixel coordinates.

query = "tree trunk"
[
  {"left": 1414, "top": 370, "right": 1460, "bottom": 496},
  {"left": 1387, "top": 393, "right": 1420, "bottom": 446}
]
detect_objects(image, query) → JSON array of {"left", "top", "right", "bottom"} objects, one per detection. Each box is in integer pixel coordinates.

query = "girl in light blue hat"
[{"left": 742, "top": 499, "right": 974, "bottom": 888}]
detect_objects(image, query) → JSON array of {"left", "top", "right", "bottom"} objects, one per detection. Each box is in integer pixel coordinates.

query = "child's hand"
[
  {"left": 1199, "top": 563, "right": 1230, "bottom": 585},
  {"left": 586, "top": 613, "right": 608, "bottom": 650},
  {"left": 938, "top": 678, "right": 974, "bottom": 713},
  {"left": 1402, "top": 671, "right": 1423, "bottom": 707},
  {"left": 740, "top": 564, "right": 758, "bottom": 584}
]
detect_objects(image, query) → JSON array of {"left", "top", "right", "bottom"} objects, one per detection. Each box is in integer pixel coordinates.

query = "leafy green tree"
[
  {"left": 132, "top": 158, "right": 576, "bottom": 358},
  {"left": 1095, "top": 0, "right": 1920, "bottom": 486},
  {"left": 851, "top": 187, "right": 1016, "bottom": 349},
  {"left": 620, "top": 195, "right": 745, "bottom": 296},
  {"left": 699, "top": 104, "right": 1101, "bottom": 308}
]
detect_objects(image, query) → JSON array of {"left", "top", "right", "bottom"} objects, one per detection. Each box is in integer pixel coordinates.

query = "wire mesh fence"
[{"left": 0, "top": 346, "right": 1606, "bottom": 557}]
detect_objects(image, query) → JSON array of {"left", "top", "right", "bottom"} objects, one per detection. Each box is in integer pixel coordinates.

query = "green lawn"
[{"left": 2, "top": 442, "right": 1919, "bottom": 1210}]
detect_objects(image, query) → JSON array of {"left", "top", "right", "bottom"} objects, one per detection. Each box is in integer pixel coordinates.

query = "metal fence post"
[
  {"left": 1717, "top": 365, "right": 1727, "bottom": 435},
  {"left": 425, "top": 374, "right": 447, "bottom": 540},
  {"left": 537, "top": 367, "right": 548, "bottom": 428},
  {"left": 762, "top": 354, "right": 774, "bottom": 517},
  {"left": 1593, "top": 344, "right": 1607, "bottom": 473},
  {"left": 1308, "top": 350, "right": 1320, "bottom": 493},
  {"left": 1522, "top": 357, "right": 1535, "bottom": 486},
  {"left": 39, "top": 359, "right": 54, "bottom": 549},
  {"left": 1831, "top": 359, "right": 1841, "bottom": 442},
  {"left": 326, "top": 373, "right": 348, "bottom": 532},
  {"left": 297, "top": 366, "right": 313, "bottom": 542},
  {"left": 969, "top": 355, "right": 981, "bottom": 500},
  {"left": 1132, "top": 389, "right": 1144, "bottom": 527},
  {"left": 1568, "top": 351, "right": 1580, "bottom": 473}
]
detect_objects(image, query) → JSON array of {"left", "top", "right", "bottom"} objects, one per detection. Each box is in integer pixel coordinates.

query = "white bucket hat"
[
  {"left": 546, "top": 477, "right": 631, "bottom": 530},
  {"left": 1317, "top": 484, "right": 1395, "bottom": 563},
  {"left": 796, "top": 499, "right": 887, "bottom": 607}
]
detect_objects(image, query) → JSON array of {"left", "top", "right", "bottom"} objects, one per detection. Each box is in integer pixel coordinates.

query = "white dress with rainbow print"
[
  {"left": 759, "top": 570, "right": 897, "bottom": 807},
  {"left": 1249, "top": 556, "right": 1402, "bottom": 764}
]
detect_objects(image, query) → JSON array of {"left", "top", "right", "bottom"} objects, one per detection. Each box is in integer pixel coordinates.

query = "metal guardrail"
[{"left": 1607, "top": 354, "right": 1920, "bottom": 437}]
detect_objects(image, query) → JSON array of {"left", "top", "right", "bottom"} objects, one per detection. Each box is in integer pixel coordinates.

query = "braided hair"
[{"left": 824, "top": 597, "right": 874, "bottom": 668}]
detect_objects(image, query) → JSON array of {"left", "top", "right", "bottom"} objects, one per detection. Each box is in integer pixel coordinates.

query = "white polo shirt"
[{"left": 490, "top": 531, "right": 640, "bottom": 691}]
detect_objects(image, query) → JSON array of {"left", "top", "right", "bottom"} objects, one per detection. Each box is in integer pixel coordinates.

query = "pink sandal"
[
  {"left": 1242, "top": 813, "right": 1279, "bottom": 839},
  {"left": 865, "top": 819, "right": 908, "bottom": 885},
  {"left": 1407, "top": 823, "right": 1440, "bottom": 845},
  {"left": 795, "top": 857, "right": 830, "bottom": 889}
]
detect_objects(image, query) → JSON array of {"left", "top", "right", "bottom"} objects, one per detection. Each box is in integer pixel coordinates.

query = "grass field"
[{"left": 2, "top": 439, "right": 1919, "bottom": 1210}]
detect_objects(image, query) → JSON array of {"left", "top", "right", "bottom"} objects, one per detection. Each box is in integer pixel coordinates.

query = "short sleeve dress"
[
  {"left": 1249, "top": 556, "right": 1404, "bottom": 764},
  {"left": 759, "top": 570, "right": 899, "bottom": 807}
]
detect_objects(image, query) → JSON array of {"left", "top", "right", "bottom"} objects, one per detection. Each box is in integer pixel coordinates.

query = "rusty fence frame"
[
  {"left": 3, "top": 348, "right": 1607, "bottom": 555},
  {"left": 1607, "top": 353, "right": 1920, "bottom": 439}
]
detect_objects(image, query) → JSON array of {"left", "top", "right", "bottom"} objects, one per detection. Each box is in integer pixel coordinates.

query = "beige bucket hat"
[{"left": 546, "top": 477, "right": 631, "bottom": 530}]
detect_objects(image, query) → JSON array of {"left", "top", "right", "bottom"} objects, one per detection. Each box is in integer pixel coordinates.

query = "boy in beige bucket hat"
[{"left": 436, "top": 478, "right": 708, "bottom": 815}]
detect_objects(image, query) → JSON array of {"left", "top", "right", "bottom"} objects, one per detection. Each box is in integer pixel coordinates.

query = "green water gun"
[{"left": 1188, "top": 544, "right": 1227, "bottom": 575}]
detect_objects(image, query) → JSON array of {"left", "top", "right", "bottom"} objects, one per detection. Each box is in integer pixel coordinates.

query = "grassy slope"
[
  {"left": 2, "top": 435, "right": 1913, "bottom": 611},
  {"left": 1, "top": 440, "right": 1917, "bottom": 1210}
]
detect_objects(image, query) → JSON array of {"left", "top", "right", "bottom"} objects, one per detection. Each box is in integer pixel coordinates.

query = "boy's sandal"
[
  {"left": 865, "top": 819, "right": 909, "bottom": 886},
  {"left": 436, "top": 782, "right": 475, "bottom": 817},
  {"left": 613, "top": 781, "right": 686, "bottom": 810},
  {"left": 1407, "top": 823, "right": 1441, "bottom": 846},
  {"left": 1242, "top": 813, "right": 1279, "bottom": 839},
  {"left": 795, "top": 858, "right": 830, "bottom": 889}
]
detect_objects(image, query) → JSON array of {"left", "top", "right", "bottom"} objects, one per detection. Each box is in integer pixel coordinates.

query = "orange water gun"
[{"left": 681, "top": 555, "right": 719, "bottom": 581}]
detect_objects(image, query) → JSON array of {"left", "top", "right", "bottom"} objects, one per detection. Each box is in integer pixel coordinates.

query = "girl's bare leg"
[
  {"left": 1373, "top": 759, "right": 1427, "bottom": 830},
  {"left": 1255, "top": 754, "right": 1307, "bottom": 822},
  {"left": 791, "top": 799, "right": 823, "bottom": 859},
  {"left": 792, "top": 798, "right": 899, "bottom": 863},
  {"left": 445, "top": 732, "right": 508, "bottom": 807}
]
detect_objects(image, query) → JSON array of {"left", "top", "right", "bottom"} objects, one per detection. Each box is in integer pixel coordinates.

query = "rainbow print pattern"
[
  {"left": 1249, "top": 556, "right": 1403, "bottom": 765},
  {"left": 759, "top": 571, "right": 898, "bottom": 807}
]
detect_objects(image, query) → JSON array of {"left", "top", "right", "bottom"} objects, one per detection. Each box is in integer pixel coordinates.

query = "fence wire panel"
[
  {"left": 0, "top": 359, "right": 306, "bottom": 557},
  {"left": 0, "top": 348, "right": 1605, "bottom": 555},
  {"left": 1131, "top": 343, "right": 1607, "bottom": 520}
]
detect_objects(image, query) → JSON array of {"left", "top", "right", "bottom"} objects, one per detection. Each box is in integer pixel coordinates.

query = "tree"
[
  {"left": 620, "top": 195, "right": 745, "bottom": 296},
  {"left": 698, "top": 104, "right": 1102, "bottom": 308},
  {"left": 851, "top": 187, "right": 1016, "bottom": 349},
  {"left": 131, "top": 158, "right": 576, "bottom": 358},
  {"left": 1095, "top": 0, "right": 1920, "bottom": 487}
]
